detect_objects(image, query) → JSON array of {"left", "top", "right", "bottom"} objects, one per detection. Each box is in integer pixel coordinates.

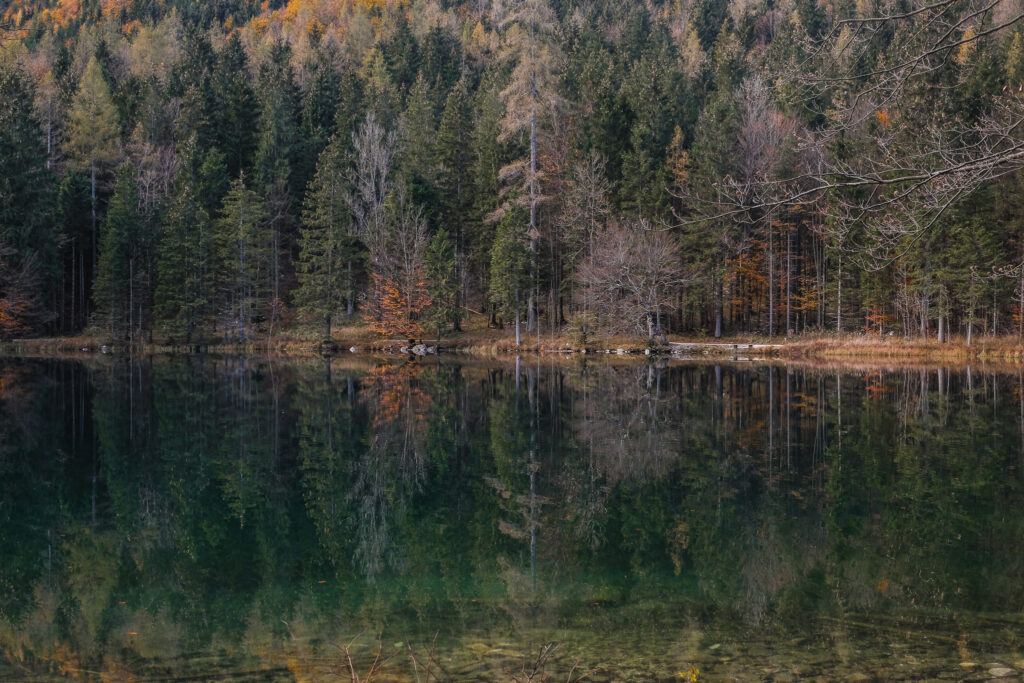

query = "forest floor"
[{"left": 5, "top": 315, "right": 1024, "bottom": 363}]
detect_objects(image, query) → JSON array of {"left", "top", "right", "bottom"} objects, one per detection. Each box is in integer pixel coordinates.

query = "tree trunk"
[
  {"left": 715, "top": 276, "right": 723, "bottom": 338},
  {"left": 515, "top": 287, "right": 522, "bottom": 346},
  {"left": 767, "top": 217, "right": 774, "bottom": 337},
  {"left": 785, "top": 228, "right": 792, "bottom": 336},
  {"left": 528, "top": 106, "right": 538, "bottom": 333},
  {"left": 347, "top": 260, "right": 354, "bottom": 316},
  {"left": 836, "top": 253, "right": 842, "bottom": 332},
  {"left": 91, "top": 162, "right": 98, "bottom": 273}
]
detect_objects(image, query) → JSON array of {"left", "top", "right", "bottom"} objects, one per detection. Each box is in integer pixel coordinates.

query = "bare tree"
[
  {"left": 347, "top": 112, "right": 396, "bottom": 254},
  {"left": 580, "top": 218, "right": 686, "bottom": 340},
  {"left": 714, "top": 0, "right": 1024, "bottom": 268},
  {"left": 557, "top": 152, "right": 610, "bottom": 317}
]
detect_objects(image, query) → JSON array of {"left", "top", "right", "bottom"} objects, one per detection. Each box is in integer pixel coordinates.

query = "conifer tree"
[
  {"left": 214, "top": 34, "right": 257, "bottom": 179},
  {"left": 217, "top": 174, "right": 270, "bottom": 344},
  {"left": 156, "top": 139, "right": 216, "bottom": 345},
  {"left": 490, "top": 210, "right": 530, "bottom": 346},
  {"left": 296, "top": 136, "right": 359, "bottom": 338},
  {"left": 437, "top": 77, "right": 472, "bottom": 329},
  {"left": 497, "top": 0, "right": 563, "bottom": 331},
  {"left": 255, "top": 41, "right": 302, "bottom": 317},
  {"left": 66, "top": 56, "right": 121, "bottom": 273},
  {"left": 94, "top": 163, "right": 141, "bottom": 341},
  {"left": 0, "top": 67, "right": 55, "bottom": 336},
  {"left": 426, "top": 226, "right": 457, "bottom": 341},
  {"left": 362, "top": 48, "right": 400, "bottom": 127},
  {"left": 398, "top": 75, "right": 440, "bottom": 222}
]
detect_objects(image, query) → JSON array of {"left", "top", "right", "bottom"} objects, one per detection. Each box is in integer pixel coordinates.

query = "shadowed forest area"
[{"left": 4, "top": 0, "right": 1024, "bottom": 347}]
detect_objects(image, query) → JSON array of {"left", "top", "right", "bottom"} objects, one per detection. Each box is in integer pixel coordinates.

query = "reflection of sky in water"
[{"left": 0, "top": 357, "right": 1022, "bottom": 680}]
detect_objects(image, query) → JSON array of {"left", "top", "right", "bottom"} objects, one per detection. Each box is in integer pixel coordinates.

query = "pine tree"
[
  {"left": 156, "top": 140, "right": 216, "bottom": 345},
  {"left": 255, "top": 41, "right": 302, "bottom": 319},
  {"left": 497, "top": 0, "right": 563, "bottom": 331},
  {"left": 296, "top": 137, "right": 359, "bottom": 338},
  {"left": 425, "top": 226, "right": 457, "bottom": 341},
  {"left": 214, "top": 34, "right": 258, "bottom": 179},
  {"left": 468, "top": 79, "right": 504, "bottom": 313},
  {"left": 94, "top": 163, "right": 141, "bottom": 341},
  {"left": 0, "top": 67, "right": 55, "bottom": 336},
  {"left": 0, "top": 66, "right": 55, "bottom": 267},
  {"left": 66, "top": 56, "right": 121, "bottom": 274},
  {"left": 362, "top": 48, "right": 400, "bottom": 127},
  {"left": 398, "top": 75, "right": 440, "bottom": 223},
  {"left": 1006, "top": 32, "right": 1024, "bottom": 87},
  {"left": 436, "top": 77, "right": 472, "bottom": 329},
  {"left": 490, "top": 209, "right": 530, "bottom": 346},
  {"left": 299, "top": 54, "right": 340, "bottom": 192},
  {"left": 217, "top": 174, "right": 270, "bottom": 344}
]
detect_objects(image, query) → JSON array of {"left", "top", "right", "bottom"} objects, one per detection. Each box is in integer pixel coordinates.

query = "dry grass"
[
  {"left": 6, "top": 319, "right": 1024, "bottom": 365},
  {"left": 778, "top": 333, "right": 1024, "bottom": 362}
]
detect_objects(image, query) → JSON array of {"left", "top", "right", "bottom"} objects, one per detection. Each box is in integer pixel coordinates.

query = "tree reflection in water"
[{"left": 1, "top": 356, "right": 1023, "bottom": 680}]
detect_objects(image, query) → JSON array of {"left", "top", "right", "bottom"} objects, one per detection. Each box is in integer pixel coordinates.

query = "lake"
[{"left": 1, "top": 355, "right": 1022, "bottom": 681}]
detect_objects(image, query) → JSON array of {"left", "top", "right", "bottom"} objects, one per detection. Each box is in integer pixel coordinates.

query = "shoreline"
[{"left": 4, "top": 330, "right": 1024, "bottom": 364}]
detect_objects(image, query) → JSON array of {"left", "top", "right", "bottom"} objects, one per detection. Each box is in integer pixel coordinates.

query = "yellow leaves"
[
  {"left": 667, "top": 126, "right": 689, "bottom": 187},
  {"left": 875, "top": 109, "right": 891, "bottom": 128},
  {"left": 876, "top": 577, "right": 890, "bottom": 593},
  {"left": 957, "top": 28, "right": 976, "bottom": 66}
]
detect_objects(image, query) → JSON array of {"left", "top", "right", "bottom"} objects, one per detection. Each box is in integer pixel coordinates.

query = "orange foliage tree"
[{"left": 365, "top": 270, "right": 431, "bottom": 339}]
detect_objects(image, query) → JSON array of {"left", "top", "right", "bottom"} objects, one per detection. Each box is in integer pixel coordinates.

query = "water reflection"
[{"left": 1, "top": 356, "right": 1023, "bottom": 680}]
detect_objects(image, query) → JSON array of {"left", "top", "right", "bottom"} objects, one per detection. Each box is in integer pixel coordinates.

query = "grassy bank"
[{"left": 5, "top": 317, "right": 1024, "bottom": 363}]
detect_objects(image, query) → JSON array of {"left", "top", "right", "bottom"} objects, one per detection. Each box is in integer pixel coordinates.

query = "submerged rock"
[{"left": 988, "top": 667, "right": 1014, "bottom": 678}]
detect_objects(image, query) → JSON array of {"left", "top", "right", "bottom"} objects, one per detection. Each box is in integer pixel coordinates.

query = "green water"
[{"left": 1, "top": 356, "right": 1022, "bottom": 681}]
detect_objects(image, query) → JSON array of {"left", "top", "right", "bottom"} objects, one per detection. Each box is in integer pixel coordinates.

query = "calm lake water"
[{"left": 1, "top": 355, "right": 1022, "bottom": 681}]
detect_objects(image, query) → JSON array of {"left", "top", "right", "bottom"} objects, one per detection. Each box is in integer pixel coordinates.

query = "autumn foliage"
[{"left": 364, "top": 270, "right": 431, "bottom": 339}]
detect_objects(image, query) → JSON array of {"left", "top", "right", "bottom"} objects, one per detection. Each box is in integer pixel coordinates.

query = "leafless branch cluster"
[{"left": 679, "top": 0, "right": 1024, "bottom": 269}]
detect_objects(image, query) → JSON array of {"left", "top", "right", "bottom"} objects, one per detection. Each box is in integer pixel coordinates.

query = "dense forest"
[{"left": 2, "top": 0, "right": 1024, "bottom": 344}]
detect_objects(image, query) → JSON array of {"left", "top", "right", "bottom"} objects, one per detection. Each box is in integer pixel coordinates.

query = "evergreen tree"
[
  {"left": 94, "top": 163, "right": 142, "bottom": 341},
  {"left": 425, "top": 226, "right": 457, "bottom": 341},
  {"left": 216, "top": 174, "right": 270, "bottom": 344},
  {"left": 362, "top": 48, "right": 400, "bottom": 127},
  {"left": 497, "top": 0, "right": 563, "bottom": 331},
  {"left": 490, "top": 210, "right": 530, "bottom": 345},
  {"left": 254, "top": 41, "right": 302, "bottom": 317},
  {"left": 66, "top": 56, "right": 121, "bottom": 274},
  {"left": 299, "top": 54, "right": 340, "bottom": 192},
  {"left": 436, "top": 77, "right": 473, "bottom": 330},
  {"left": 468, "top": 79, "right": 504, "bottom": 311},
  {"left": 398, "top": 75, "right": 440, "bottom": 223},
  {"left": 156, "top": 140, "right": 216, "bottom": 345},
  {"left": 296, "top": 137, "right": 360, "bottom": 338},
  {"left": 214, "top": 34, "right": 258, "bottom": 179},
  {"left": 0, "top": 67, "right": 56, "bottom": 336},
  {"left": 56, "top": 171, "right": 93, "bottom": 332}
]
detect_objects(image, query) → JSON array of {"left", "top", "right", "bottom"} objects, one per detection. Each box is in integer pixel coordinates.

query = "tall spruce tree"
[
  {"left": 216, "top": 174, "right": 270, "bottom": 344},
  {"left": 156, "top": 139, "right": 217, "bottom": 345},
  {"left": 94, "top": 163, "right": 142, "bottom": 341},
  {"left": 296, "top": 136, "right": 359, "bottom": 337},
  {"left": 66, "top": 56, "right": 121, "bottom": 274},
  {"left": 437, "top": 77, "right": 472, "bottom": 329},
  {"left": 490, "top": 209, "right": 530, "bottom": 346},
  {"left": 0, "top": 67, "right": 56, "bottom": 336}
]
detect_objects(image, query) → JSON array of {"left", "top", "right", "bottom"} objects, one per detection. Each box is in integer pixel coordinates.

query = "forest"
[{"left": 2, "top": 0, "right": 1024, "bottom": 345}]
